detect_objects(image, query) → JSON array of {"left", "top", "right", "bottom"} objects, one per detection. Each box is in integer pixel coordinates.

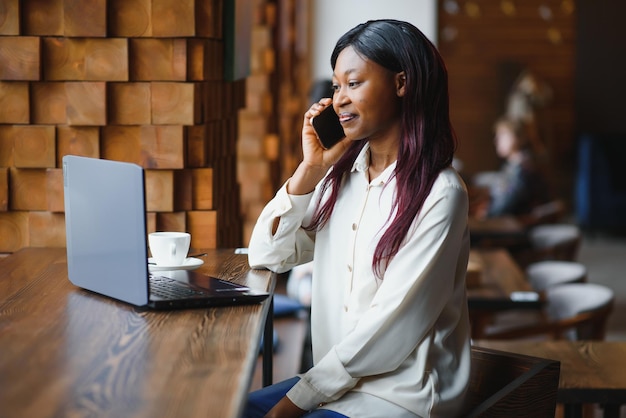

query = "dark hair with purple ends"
[{"left": 307, "top": 19, "right": 457, "bottom": 278}]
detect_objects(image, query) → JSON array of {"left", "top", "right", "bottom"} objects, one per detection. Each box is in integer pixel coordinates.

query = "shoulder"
[
  {"left": 422, "top": 167, "right": 469, "bottom": 212},
  {"left": 431, "top": 167, "right": 468, "bottom": 195}
]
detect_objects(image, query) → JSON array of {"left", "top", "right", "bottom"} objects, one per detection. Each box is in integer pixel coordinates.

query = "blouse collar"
[{"left": 350, "top": 142, "right": 397, "bottom": 185}]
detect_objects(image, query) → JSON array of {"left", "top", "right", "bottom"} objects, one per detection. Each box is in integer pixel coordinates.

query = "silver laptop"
[{"left": 62, "top": 155, "right": 269, "bottom": 309}]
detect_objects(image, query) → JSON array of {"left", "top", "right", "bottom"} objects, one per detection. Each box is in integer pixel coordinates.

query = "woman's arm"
[{"left": 248, "top": 99, "right": 351, "bottom": 272}]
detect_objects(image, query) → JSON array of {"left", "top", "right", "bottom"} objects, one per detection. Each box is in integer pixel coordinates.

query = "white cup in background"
[{"left": 148, "top": 232, "right": 191, "bottom": 266}]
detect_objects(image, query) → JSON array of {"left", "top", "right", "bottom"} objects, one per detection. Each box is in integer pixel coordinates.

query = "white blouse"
[{"left": 248, "top": 144, "right": 471, "bottom": 417}]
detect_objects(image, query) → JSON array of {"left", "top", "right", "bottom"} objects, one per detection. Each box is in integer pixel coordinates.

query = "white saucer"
[{"left": 148, "top": 257, "right": 204, "bottom": 272}]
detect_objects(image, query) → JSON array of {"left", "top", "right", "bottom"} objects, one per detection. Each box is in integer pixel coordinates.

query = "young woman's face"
[{"left": 331, "top": 46, "right": 403, "bottom": 143}]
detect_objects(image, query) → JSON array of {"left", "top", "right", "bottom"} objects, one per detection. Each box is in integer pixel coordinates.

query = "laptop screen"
[{"left": 63, "top": 155, "right": 150, "bottom": 306}]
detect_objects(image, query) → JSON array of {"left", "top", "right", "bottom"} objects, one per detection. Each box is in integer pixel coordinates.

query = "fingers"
[{"left": 305, "top": 98, "right": 333, "bottom": 120}]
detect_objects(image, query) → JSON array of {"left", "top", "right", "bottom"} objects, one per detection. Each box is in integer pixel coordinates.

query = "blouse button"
[
  {"left": 352, "top": 223, "right": 357, "bottom": 231},
  {"left": 344, "top": 305, "right": 348, "bottom": 312},
  {"left": 347, "top": 264, "right": 352, "bottom": 272}
]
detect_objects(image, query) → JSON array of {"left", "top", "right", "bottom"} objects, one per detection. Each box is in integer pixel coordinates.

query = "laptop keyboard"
[{"left": 149, "top": 275, "right": 209, "bottom": 299}]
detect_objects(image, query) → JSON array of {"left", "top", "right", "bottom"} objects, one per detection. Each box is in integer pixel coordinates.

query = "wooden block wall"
[
  {"left": 0, "top": 0, "right": 246, "bottom": 253},
  {"left": 236, "top": 1, "right": 311, "bottom": 246},
  {"left": 237, "top": 2, "right": 277, "bottom": 245}
]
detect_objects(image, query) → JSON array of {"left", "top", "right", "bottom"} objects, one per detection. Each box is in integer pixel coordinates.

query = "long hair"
[{"left": 308, "top": 19, "right": 457, "bottom": 278}]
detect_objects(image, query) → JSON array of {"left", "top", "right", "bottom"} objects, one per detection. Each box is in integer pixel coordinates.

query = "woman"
[
  {"left": 473, "top": 117, "right": 551, "bottom": 219},
  {"left": 246, "top": 20, "right": 471, "bottom": 418}
]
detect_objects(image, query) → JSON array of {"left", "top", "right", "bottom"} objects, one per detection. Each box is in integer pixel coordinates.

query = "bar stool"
[{"left": 526, "top": 260, "right": 587, "bottom": 292}]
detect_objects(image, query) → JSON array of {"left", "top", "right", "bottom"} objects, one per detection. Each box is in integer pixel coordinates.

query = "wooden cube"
[
  {"left": 0, "top": 212, "right": 29, "bottom": 252},
  {"left": 29, "top": 211, "right": 66, "bottom": 247},
  {"left": 65, "top": 82, "right": 106, "bottom": 125},
  {"left": 0, "top": 82, "right": 29, "bottom": 124},
  {"left": 174, "top": 169, "right": 193, "bottom": 211},
  {"left": 0, "top": 0, "right": 20, "bottom": 35},
  {"left": 156, "top": 212, "right": 186, "bottom": 233},
  {"left": 146, "top": 212, "right": 157, "bottom": 235},
  {"left": 186, "top": 210, "right": 217, "bottom": 249},
  {"left": 43, "top": 38, "right": 128, "bottom": 81},
  {"left": 13, "top": 125, "right": 56, "bottom": 168},
  {"left": 22, "top": 0, "right": 63, "bottom": 36},
  {"left": 152, "top": 0, "right": 195, "bottom": 37},
  {"left": 191, "top": 168, "right": 213, "bottom": 210},
  {"left": 101, "top": 125, "right": 141, "bottom": 164},
  {"left": 140, "top": 125, "right": 184, "bottom": 169},
  {"left": 145, "top": 169, "right": 174, "bottom": 212},
  {"left": 30, "top": 82, "right": 67, "bottom": 124},
  {"left": 9, "top": 168, "right": 48, "bottom": 211},
  {"left": 56, "top": 126, "right": 100, "bottom": 165},
  {"left": 187, "top": 39, "right": 207, "bottom": 81},
  {"left": 203, "top": 82, "right": 223, "bottom": 121},
  {"left": 0, "top": 167, "right": 8, "bottom": 211},
  {"left": 108, "top": 0, "right": 152, "bottom": 37},
  {"left": 151, "top": 82, "right": 196, "bottom": 125},
  {"left": 0, "top": 37, "right": 40, "bottom": 80},
  {"left": 190, "top": 39, "right": 223, "bottom": 81},
  {"left": 42, "top": 37, "right": 84, "bottom": 80},
  {"left": 84, "top": 38, "right": 128, "bottom": 81},
  {"left": 108, "top": 82, "right": 151, "bottom": 125},
  {"left": 195, "top": 0, "right": 222, "bottom": 39},
  {"left": 186, "top": 125, "right": 208, "bottom": 168},
  {"left": 0, "top": 126, "right": 15, "bottom": 167},
  {"left": 46, "top": 168, "right": 64, "bottom": 212},
  {"left": 129, "top": 38, "right": 186, "bottom": 81},
  {"left": 63, "top": 0, "right": 106, "bottom": 37}
]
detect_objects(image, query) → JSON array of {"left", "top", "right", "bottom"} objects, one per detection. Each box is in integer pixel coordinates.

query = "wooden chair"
[
  {"left": 519, "top": 199, "right": 567, "bottom": 227},
  {"left": 525, "top": 260, "right": 587, "bottom": 292},
  {"left": 461, "top": 346, "right": 560, "bottom": 417},
  {"left": 528, "top": 223, "right": 582, "bottom": 262},
  {"left": 482, "top": 283, "right": 615, "bottom": 341},
  {"left": 514, "top": 223, "right": 582, "bottom": 268}
]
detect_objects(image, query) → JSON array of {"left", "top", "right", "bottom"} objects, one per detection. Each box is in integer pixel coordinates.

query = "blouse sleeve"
[{"left": 247, "top": 180, "right": 318, "bottom": 273}]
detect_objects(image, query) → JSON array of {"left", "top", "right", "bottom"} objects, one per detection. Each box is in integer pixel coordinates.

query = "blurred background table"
[
  {"left": 469, "top": 215, "right": 529, "bottom": 249},
  {"left": 473, "top": 340, "right": 626, "bottom": 418},
  {"left": 467, "top": 248, "right": 543, "bottom": 338}
]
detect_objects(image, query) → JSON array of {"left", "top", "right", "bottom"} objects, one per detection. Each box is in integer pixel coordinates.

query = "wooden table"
[
  {"left": 469, "top": 215, "right": 529, "bottom": 248},
  {"left": 467, "top": 248, "right": 543, "bottom": 338},
  {"left": 0, "top": 247, "right": 276, "bottom": 418},
  {"left": 474, "top": 340, "right": 626, "bottom": 418}
]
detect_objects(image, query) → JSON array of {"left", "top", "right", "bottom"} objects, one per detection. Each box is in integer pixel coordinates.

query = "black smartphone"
[{"left": 311, "top": 105, "right": 345, "bottom": 149}]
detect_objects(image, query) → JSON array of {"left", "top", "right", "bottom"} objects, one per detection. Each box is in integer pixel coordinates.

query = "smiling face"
[{"left": 331, "top": 46, "right": 404, "bottom": 144}]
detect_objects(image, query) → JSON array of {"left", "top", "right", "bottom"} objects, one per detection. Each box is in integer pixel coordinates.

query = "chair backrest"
[
  {"left": 482, "top": 283, "right": 615, "bottom": 341},
  {"left": 461, "top": 346, "right": 560, "bottom": 418},
  {"left": 521, "top": 199, "right": 567, "bottom": 227},
  {"left": 528, "top": 223, "right": 582, "bottom": 262},
  {"left": 526, "top": 260, "right": 587, "bottom": 292},
  {"left": 545, "top": 283, "right": 615, "bottom": 340}
]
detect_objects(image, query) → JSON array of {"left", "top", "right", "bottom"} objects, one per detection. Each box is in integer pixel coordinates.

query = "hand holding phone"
[{"left": 311, "top": 105, "right": 345, "bottom": 149}]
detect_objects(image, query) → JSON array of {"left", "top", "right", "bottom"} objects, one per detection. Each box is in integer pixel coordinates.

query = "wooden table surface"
[
  {"left": 469, "top": 215, "right": 529, "bottom": 248},
  {"left": 467, "top": 248, "right": 542, "bottom": 338},
  {"left": 474, "top": 340, "right": 626, "bottom": 418},
  {"left": 0, "top": 247, "right": 275, "bottom": 418},
  {"left": 467, "top": 248, "right": 540, "bottom": 308}
]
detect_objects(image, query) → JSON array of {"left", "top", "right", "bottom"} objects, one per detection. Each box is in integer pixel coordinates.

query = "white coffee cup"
[{"left": 148, "top": 232, "right": 191, "bottom": 266}]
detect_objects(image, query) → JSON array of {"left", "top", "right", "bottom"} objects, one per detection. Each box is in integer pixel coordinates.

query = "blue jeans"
[{"left": 243, "top": 377, "right": 348, "bottom": 418}]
